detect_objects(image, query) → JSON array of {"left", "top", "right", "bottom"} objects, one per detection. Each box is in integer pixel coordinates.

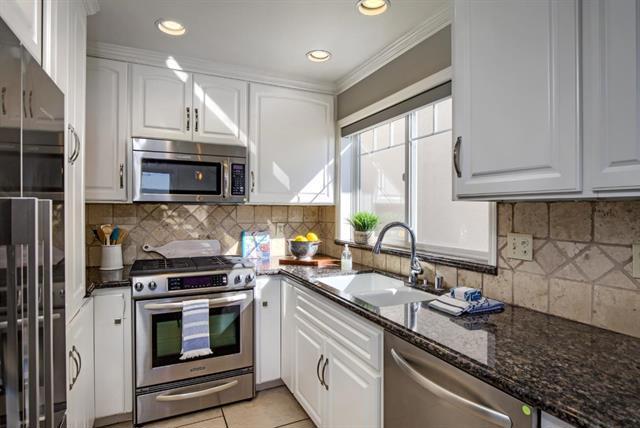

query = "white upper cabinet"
[
  {"left": 0, "top": 0, "right": 42, "bottom": 63},
  {"left": 249, "top": 83, "right": 335, "bottom": 204},
  {"left": 0, "top": 44, "right": 22, "bottom": 128},
  {"left": 131, "top": 64, "right": 193, "bottom": 141},
  {"left": 86, "top": 57, "right": 128, "bottom": 202},
  {"left": 453, "top": 0, "right": 580, "bottom": 198},
  {"left": 193, "top": 73, "right": 248, "bottom": 146},
  {"left": 584, "top": 0, "right": 640, "bottom": 193}
]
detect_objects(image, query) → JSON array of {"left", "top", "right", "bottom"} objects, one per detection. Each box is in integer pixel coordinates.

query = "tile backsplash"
[
  {"left": 86, "top": 204, "right": 336, "bottom": 266},
  {"left": 86, "top": 201, "right": 640, "bottom": 338}
]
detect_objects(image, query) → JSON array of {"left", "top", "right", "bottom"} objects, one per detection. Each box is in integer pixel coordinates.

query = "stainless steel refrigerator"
[{"left": 0, "top": 16, "right": 66, "bottom": 428}]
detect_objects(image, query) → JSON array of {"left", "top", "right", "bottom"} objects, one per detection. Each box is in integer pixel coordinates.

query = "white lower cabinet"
[
  {"left": 66, "top": 298, "right": 95, "bottom": 428},
  {"left": 255, "top": 276, "right": 281, "bottom": 386},
  {"left": 283, "top": 279, "right": 382, "bottom": 428},
  {"left": 93, "top": 288, "right": 132, "bottom": 419}
]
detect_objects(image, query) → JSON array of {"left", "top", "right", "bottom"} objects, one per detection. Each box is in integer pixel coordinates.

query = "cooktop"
[{"left": 130, "top": 256, "right": 255, "bottom": 276}]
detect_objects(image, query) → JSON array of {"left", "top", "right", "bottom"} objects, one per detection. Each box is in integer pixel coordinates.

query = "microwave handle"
[
  {"left": 222, "top": 160, "right": 229, "bottom": 199},
  {"left": 143, "top": 293, "right": 248, "bottom": 311}
]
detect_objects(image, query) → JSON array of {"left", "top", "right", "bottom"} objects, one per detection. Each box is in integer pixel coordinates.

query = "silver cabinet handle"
[
  {"left": 250, "top": 170, "right": 255, "bottom": 193},
  {"left": 156, "top": 379, "right": 239, "bottom": 402},
  {"left": 316, "top": 354, "right": 324, "bottom": 386},
  {"left": 22, "top": 90, "right": 27, "bottom": 118},
  {"left": 321, "top": 358, "right": 329, "bottom": 390},
  {"left": 194, "top": 107, "right": 199, "bottom": 132},
  {"left": 1, "top": 87, "right": 6, "bottom": 115},
  {"left": 222, "top": 160, "right": 229, "bottom": 199},
  {"left": 390, "top": 348, "right": 512, "bottom": 428},
  {"left": 119, "top": 163, "right": 124, "bottom": 189},
  {"left": 186, "top": 107, "right": 190, "bottom": 131},
  {"left": 28, "top": 90, "right": 33, "bottom": 118},
  {"left": 73, "top": 346, "right": 82, "bottom": 378},
  {"left": 143, "top": 293, "right": 248, "bottom": 311},
  {"left": 68, "top": 124, "right": 80, "bottom": 164},
  {"left": 68, "top": 350, "right": 78, "bottom": 389},
  {"left": 453, "top": 136, "right": 462, "bottom": 178}
]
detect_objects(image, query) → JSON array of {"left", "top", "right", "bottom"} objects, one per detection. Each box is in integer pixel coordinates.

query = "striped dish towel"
[{"left": 180, "top": 299, "right": 213, "bottom": 360}]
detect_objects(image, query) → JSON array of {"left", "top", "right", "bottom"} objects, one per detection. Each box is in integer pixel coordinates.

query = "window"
[{"left": 340, "top": 93, "right": 495, "bottom": 265}]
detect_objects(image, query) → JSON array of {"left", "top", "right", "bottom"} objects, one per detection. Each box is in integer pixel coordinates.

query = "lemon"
[
  {"left": 294, "top": 235, "right": 308, "bottom": 242},
  {"left": 306, "top": 232, "right": 319, "bottom": 242}
]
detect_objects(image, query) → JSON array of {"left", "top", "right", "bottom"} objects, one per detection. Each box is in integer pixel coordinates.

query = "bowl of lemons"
[{"left": 288, "top": 232, "right": 321, "bottom": 260}]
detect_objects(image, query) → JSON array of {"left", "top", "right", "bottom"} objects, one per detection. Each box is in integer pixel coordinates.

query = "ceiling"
[{"left": 88, "top": 0, "right": 449, "bottom": 86}]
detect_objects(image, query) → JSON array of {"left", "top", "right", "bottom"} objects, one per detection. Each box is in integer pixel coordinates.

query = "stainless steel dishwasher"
[{"left": 384, "top": 332, "right": 537, "bottom": 428}]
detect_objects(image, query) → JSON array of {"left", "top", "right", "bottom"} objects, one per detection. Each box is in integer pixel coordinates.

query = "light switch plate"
[
  {"left": 507, "top": 233, "right": 533, "bottom": 261},
  {"left": 633, "top": 242, "right": 640, "bottom": 278}
]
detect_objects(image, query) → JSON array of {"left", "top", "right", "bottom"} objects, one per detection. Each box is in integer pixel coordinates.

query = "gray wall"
[{"left": 337, "top": 25, "right": 451, "bottom": 120}]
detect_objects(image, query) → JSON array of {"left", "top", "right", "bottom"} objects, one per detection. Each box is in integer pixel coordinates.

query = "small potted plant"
[{"left": 348, "top": 211, "right": 379, "bottom": 245}]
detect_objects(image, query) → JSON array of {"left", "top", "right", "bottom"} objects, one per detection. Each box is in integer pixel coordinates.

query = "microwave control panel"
[{"left": 231, "top": 163, "right": 246, "bottom": 196}]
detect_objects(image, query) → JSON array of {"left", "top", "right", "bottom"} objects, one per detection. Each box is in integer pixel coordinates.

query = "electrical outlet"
[
  {"left": 633, "top": 242, "right": 640, "bottom": 279},
  {"left": 507, "top": 233, "right": 533, "bottom": 261}
]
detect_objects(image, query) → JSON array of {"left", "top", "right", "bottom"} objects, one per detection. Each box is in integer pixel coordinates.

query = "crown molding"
[
  {"left": 87, "top": 42, "right": 338, "bottom": 94},
  {"left": 335, "top": 3, "right": 452, "bottom": 94},
  {"left": 84, "top": 0, "right": 100, "bottom": 16}
]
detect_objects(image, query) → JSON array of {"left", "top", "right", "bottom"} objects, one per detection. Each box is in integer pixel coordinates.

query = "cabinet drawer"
[{"left": 294, "top": 286, "right": 382, "bottom": 371}]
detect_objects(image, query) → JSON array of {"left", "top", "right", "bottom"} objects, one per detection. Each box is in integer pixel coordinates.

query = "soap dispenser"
[{"left": 341, "top": 244, "right": 352, "bottom": 271}]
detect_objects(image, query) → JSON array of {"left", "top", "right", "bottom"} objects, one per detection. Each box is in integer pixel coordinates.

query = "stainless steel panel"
[
  {"left": 135, "top": 372, "right": 254, "bottom": 425},
  {"left": 135, "top": 290, "right": 254, "bottom": 388},
  {"left": 384, "top": 332, "right": 537, "bottom": 428},
  {"left": 133, "top": 138, "right": 247, "bottom": 158},
  {"left": 38, "top": 200, "right": 54, "bottom": 428}
]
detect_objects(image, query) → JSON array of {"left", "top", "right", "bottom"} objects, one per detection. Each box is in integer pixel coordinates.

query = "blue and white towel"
[
  {"left": 450, "top": 286, "right": 482, "bottom": 302},
  {"left": 429, "top": 295, "right": 504, "bottom": 317},
  {"left": 180, "top": 299, "right": 213, "bottom": 360}
]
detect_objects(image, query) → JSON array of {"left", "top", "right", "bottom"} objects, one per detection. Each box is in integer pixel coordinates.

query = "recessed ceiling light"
[
  {"left": 306, "top": 50, "right": 332, "bottom": 62},
  {"left": 155, "top": 19, "right": 186, "bottom": 36},
  {"left": 357, "top": 0, "right": 390, "bottom": 16}
]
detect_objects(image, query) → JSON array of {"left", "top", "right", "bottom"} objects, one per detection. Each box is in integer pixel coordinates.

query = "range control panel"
[{"left": 132, "top": 268, "right": 256, "bottom": 298}]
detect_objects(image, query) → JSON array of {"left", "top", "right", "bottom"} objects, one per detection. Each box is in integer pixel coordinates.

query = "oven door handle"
[
  {"left": 142, "top": 293, "right": 249, "bottom": 311},
  {"left": 155, "top": 379, "right": 239, "bottom": 402}
]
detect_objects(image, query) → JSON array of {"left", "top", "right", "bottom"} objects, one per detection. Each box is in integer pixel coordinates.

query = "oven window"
[
  {"left": 141, "top": 158, "right": 221, "bottom": 195},
  {"left": 151, "top": 305, "right": 240, "bottom": 368}
]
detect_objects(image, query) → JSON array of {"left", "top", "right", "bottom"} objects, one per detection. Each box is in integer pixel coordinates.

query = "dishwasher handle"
[{"left": 390, "top": 348, "right": 512, "bottom": 428}]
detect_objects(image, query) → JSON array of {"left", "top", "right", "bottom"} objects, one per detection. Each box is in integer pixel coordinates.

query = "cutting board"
[
  {"left": 279, "top": 256, "right": 340, "bottom": 267},
  {"left": 142, "top": 240, "right": 221, "bottom": 258}
]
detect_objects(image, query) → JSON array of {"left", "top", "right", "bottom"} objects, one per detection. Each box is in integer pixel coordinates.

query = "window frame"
[{"left": 339, "top": 93, "right": 497, "bottom": 267}]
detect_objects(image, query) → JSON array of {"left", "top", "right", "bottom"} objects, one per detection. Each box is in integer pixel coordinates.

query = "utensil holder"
[{"left": 100, "top": 244, "right": 123, "bottom": 271}]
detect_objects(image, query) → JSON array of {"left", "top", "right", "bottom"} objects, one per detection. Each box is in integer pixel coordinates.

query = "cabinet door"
[
  {"left": 294, "top": 316, "right": 325, "bottom": 427},
  {"left": 281, "top": 280, "right": 295, "bottom": 391},
  {"left": 67, "top": 298, "right": 95, "bottom": 428},
  {"left": 94, "top": 293, "right": 127, "bottom": 418},
  {"left": 86, "top": 57, "right": 128, "bottom": 201},
  {"left": 323, "top": 338, "right": 381, "bottom": 428},
  {"left": 453, "top": 0, "right": 580, "bottom": 198},
  {"left": 25, "top": 57, "right": 65, "bottom": 131},
  {"left": 0, "top": 33, "right": 22, "bottom": 129},
  {"left": 131, "top": 64, "right": 193, "bottom": 140},
  {"left": 584, "top": 0, "right": 640, "bottom": 192},
  {"left": 255, "top": 276, "right": 281, "bottom": 385},
  {"left": 0, "top": 0, "right": 41, "bottom": 63},
  {"left": 249, "top": 83, "right": 334, "bottom": 204},
  {"left": 192, "top": 73, "right": 248, "bottom": 146},
  {"left": 64, "top": 0, "right": 87, "bottom": 323}
]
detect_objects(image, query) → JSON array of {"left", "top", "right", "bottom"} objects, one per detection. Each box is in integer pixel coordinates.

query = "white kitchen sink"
[{"left": 317, "top": 273, "right": 436, "bottom": 307}]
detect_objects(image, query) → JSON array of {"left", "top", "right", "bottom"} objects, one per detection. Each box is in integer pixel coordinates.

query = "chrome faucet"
[{"left": 372, "top": 222, "right": 423, "bottom": 285}]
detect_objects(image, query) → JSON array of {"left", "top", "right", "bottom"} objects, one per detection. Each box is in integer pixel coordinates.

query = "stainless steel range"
[{"left": 131, "top": 256, "right": 256, "bottom": 426}]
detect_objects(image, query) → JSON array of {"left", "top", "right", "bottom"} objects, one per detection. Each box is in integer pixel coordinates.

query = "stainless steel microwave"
[{"left": 132, "top": 138, "right": 247, "bottom": 203}]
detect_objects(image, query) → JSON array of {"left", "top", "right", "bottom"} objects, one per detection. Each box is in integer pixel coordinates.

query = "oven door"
[
  {"left": 135, "top": 290, "right": 253, "bottom": 388},
  {"left": 133, "top": 150, "right": 228, "bottom": 203}
]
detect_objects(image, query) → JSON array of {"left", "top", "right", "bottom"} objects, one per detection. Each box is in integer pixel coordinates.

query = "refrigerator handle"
[{"left": 39, "top": 200, "right": 54, "bottom": 428}]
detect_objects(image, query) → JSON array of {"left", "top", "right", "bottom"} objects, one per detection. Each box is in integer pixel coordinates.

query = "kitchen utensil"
[
  {"left": 96, "top": 226, "right": 107, "bottom": 245},
  {"left": 111, "top": 225, "right": 120, "bottom": 243},
  {"left": 287, "top": 239, "right": 321, "bottom": 260},
  {"left": 101, "top": 224, "right": 114, "bottom": 245},
  {"left": 142, "top": 240, "right": 221, "bottom": 258},
  {"left": 116, "top": 229, "right": 129, "bottom": 245}
]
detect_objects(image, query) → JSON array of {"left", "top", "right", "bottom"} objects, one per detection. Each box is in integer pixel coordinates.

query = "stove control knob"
[
  {"left": 234, "top": 275, "right": 243, "bottom": 285},
  {"left": 148, "top": 281, "right": 157, "bottom": 291},
  {"left": 134, "top": 282, "right": 144, "bottom": 292},
  {"left": 245, "top": 274, "right": 254, "bottom": 284}
]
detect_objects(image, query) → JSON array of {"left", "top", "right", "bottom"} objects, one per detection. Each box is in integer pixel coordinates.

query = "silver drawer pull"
[
  {"left": 390, "top": 348, "right": 512, "bottom": 428},
  {"left": 0, "top": 313, "right": 61, "bottom": 330},
  {"left": 143, "top": 293, "right": 248, "bottom": 311},
  {"left": 155, "top": 379, "right": 239, "bottom": 402}
]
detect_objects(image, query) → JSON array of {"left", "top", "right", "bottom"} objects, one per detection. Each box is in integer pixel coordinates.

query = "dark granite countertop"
[
  {"left": 255, "top": 259, "right": 640, "bottom": 428},
  {"left": 86, "top": 265, "right": 132, "bottom": 296}
]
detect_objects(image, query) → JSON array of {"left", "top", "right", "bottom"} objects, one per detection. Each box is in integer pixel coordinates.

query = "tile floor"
[{"left": 106, "top": 386, "right": 314, "bottom": 428}]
